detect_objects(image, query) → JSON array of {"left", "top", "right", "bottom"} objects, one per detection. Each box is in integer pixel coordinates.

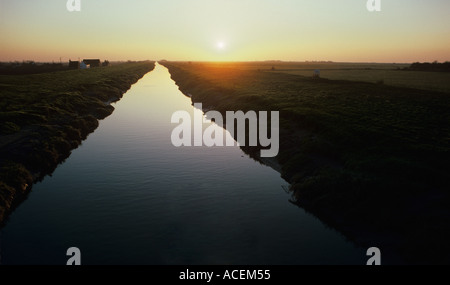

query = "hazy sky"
[{"left": 1, "top": 0, "right": 449, "bottom": 62}]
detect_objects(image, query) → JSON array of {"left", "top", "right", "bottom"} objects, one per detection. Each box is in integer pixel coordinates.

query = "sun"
[{"left": 216, "top": 41, "right": 226, "bottom": 50}]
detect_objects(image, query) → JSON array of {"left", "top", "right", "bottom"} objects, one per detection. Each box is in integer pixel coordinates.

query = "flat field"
[{"left": 192, "top": 61, "right": 450, "bottom": 93}]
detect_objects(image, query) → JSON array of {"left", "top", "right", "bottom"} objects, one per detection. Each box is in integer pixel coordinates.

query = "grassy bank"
[
  {"left": 0, "top": 61, "right": 155, "bottom": 224},
  {"left": 160, "top": 61, "right": 450, "bottom": 264}
]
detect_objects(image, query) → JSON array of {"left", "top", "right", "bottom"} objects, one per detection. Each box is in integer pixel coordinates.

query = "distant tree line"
[
  {"left": 0, "top": 61, "right": 70, "bottom": 75},
  {"left": 406, "top": 61, "right": 450, "bottom": 72}
]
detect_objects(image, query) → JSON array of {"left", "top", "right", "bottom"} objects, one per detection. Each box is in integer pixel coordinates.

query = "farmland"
[{"left": 189, "top": 61, "right": 450, "bottom": 93}]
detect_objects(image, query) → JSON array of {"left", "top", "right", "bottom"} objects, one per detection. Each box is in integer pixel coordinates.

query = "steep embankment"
[
  {"left": 160, "top": 61, "right": 450, "bottom": 264},
  {"left": 0, "top": 61, "right": 155, "bottom": 224}
]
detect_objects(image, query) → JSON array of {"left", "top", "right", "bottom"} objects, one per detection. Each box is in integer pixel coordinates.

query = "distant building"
[
  {"left": 68, "top": 60, "right": 80, "bottom": 69},
  {"left": 83, "top": 59, "right": 101, "bottom": 68},
  {"left": 80, "top": 62, "right": 90, "bottom": 69}
]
